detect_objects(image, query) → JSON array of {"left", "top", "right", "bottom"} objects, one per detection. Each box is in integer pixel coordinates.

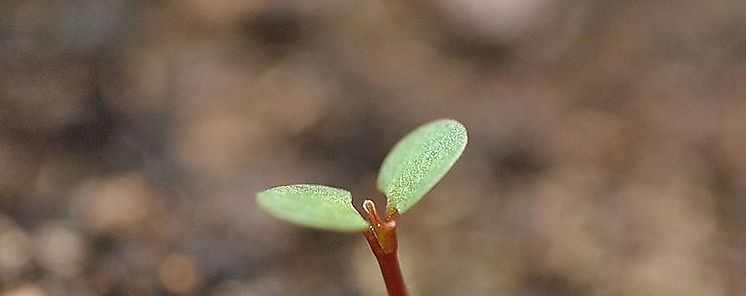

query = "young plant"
[{"left": 256, "top": 119, "right": 467, "bottom": 296}]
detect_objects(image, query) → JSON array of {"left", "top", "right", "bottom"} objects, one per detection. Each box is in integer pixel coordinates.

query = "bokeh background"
[{"left": 1, "top": 1, "right": 746, "bottom": 295}]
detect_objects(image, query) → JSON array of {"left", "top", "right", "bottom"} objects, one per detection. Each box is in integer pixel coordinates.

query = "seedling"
[{"left": 256, "top": 119, "right": 467, "bottom": 296}]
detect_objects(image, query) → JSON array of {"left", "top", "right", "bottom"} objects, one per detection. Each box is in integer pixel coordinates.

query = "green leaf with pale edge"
[
  {"left": 377, "top": 119, "right": 467, "bottom": 214},
  {"left": 256, "top": 184, "right": 369, "bottom": 232}
]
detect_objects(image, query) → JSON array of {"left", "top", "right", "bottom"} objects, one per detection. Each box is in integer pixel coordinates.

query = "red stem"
[{"left": 362, "top": 200, "right": 408, "bottom": 296}]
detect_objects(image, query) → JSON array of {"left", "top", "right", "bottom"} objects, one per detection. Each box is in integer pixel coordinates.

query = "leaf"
[
  {"left": 377, "top": 119, "right": 467, "bottom": 214},
  {"left": 256, "top": 184, "right": 370, "bottom": 232}
]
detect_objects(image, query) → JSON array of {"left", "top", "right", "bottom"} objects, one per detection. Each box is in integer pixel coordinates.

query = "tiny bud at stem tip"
[{"left": 363, "top": 199, "right": 382, "bottom": 226}]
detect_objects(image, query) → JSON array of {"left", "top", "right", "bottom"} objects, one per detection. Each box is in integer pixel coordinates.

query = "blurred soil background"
[{"left": 1, "top": 0, "right": 746, "bottom": 295}]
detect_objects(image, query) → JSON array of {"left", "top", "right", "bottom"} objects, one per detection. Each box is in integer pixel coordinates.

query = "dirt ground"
[{"left": 1, "top": 1, "right": 745, "bottom": 295}]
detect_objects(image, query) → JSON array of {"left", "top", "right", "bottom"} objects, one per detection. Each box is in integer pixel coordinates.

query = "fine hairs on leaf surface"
[
  {"left": 256, "top": 118, "right": 467, "bottom": 230},
  {"left": 377, "top": 119, "right": 467, "bottom": 214},
  {"left": 255, "top": 118, "right": 468, "bottom": 296},
  {"left": 256, "top": 184, "right": 370, "bottom": 232}
]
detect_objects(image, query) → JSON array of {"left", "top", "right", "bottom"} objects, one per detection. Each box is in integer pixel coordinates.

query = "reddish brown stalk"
[{"left": 362, "top": 200, "right": 408, "bottom": 296}]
